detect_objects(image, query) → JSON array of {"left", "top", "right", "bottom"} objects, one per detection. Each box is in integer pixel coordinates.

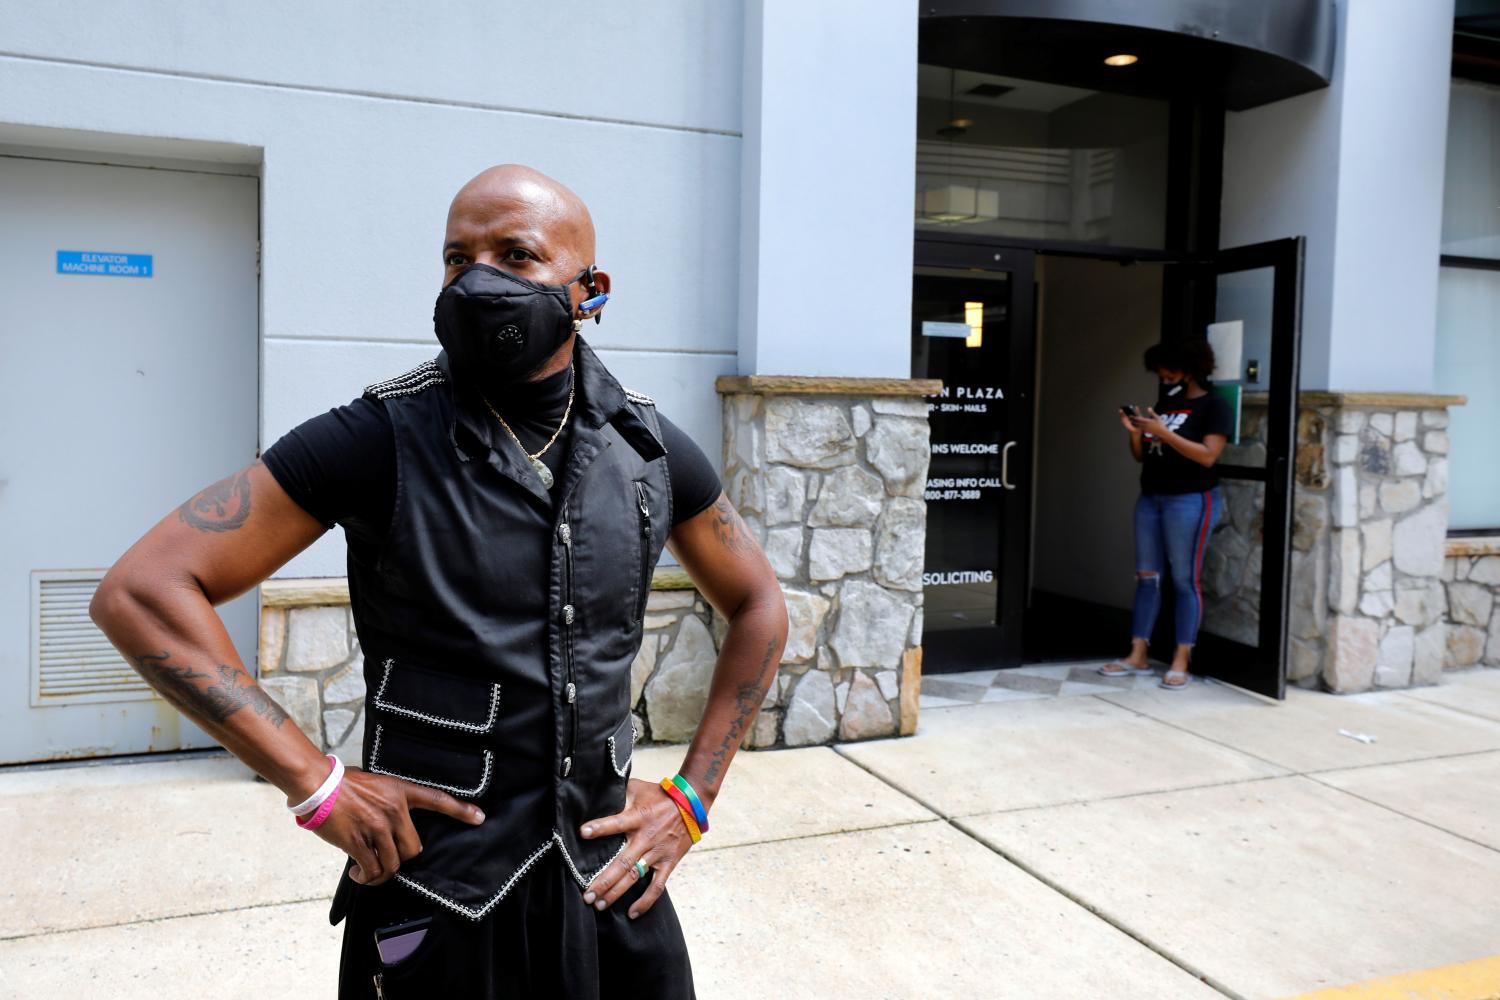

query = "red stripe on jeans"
[{"left": 1191, "top": 489, "right": 1213, "bottom": 638}]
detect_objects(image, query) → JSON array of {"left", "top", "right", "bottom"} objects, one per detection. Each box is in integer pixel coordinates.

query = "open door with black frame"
[{"left": 1163, "top": 237, "right": 1304, "bottom": 699}]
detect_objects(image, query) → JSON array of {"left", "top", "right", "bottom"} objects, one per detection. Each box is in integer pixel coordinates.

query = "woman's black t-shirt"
[{"left": 1140, "top": 390, "right": 1233, "bottom": 495}]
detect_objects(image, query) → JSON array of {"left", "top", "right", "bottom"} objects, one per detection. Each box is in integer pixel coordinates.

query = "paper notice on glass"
[{"left": 1206, "top": 320, "right": 1243, "bottom": 382}]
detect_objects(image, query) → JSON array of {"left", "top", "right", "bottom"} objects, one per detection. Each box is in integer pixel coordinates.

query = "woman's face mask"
[
  {"left": 1158, "top": 372, "right": 1187, "bottom": 397},
  {"left": 433, "top": 262, "right": 595, "bottom": 398}
]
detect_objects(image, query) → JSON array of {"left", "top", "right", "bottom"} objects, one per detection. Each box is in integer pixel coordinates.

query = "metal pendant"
[{"left": 531, "top": 456, "right": 555, "bottom": 489}]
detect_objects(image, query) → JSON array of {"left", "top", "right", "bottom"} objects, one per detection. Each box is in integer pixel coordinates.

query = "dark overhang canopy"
[
  {"left": 920, "top": 0, "right": 1336, "bottom": 110},
  {"left": 1456, "top": 0, "right": 1500, "bottom": 40},
  {"left": 1455, "top": 0, "right": 1500, "bottom": 83}
]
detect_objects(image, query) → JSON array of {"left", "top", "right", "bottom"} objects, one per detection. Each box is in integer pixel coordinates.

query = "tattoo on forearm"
[
  {"left": 178, "top": 463, "right": 256, "bottom": 533},
  {"left": 710, "top": 496, "right": 754, "bottom": 557},
  {"left": 133, "top": 651, "right": 290, "bottom": 728},
  {"left": 702, "top": 636, "right": 780, "bottom": 786}
]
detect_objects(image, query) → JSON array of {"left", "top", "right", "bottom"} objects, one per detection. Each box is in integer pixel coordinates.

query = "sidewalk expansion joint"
[
  {"left": 1098, "top": 691, "right": 1500, "bottom": 782},
  {"left": 1300, "top": 745, "right": 1500, "bottom": 777},
  {"left": 1392, "top": 691, "right": 1500, "bottom": 727},
  {"left": 831, "top": 744, "right": 1242, "bottom": 1000},
  {"left": 943, "top": 773, "right": 1289, "bottom": 821},
  {"left": 0, "top": 895, "right": 333, "bottom": 944},
  {"left": 1090, "top": 693, "right": 1297, "bottom": 774},
  {"left": 1303, "top": 773, "right": 1500, "bottom": 858},
  {"left": 688, "top": 816, "right": 945, "bottom": 858}
]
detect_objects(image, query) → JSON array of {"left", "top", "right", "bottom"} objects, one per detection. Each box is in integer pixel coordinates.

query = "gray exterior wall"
[
  {"left": 0, "top": 0, "right": 922, "bottom": 581},
  {"left": 0, "top": 2, "right": 746, "bottom": 578}
]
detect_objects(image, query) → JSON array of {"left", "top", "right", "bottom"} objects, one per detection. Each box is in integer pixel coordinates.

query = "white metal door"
[{"left": 0, "top": 155, "right": 260, "bottom": 764}]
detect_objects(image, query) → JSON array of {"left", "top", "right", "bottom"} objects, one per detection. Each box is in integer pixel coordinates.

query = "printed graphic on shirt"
[{"left": 1145, "top": 410, "right": 1190, "bottom": 456}]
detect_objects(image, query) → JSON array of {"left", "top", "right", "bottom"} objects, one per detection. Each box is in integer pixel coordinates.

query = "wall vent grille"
[{"left": 31, "top": 572, "right": 155, "bottom": 706}]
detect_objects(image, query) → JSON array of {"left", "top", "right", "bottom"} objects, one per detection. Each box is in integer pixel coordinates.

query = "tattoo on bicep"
[
  {"left": 710, "top": 496, "right": 754, "bottom": 557},
  {"left": 177, "top": 463, "right": 258, "bottom": 533},
  {"left": 702, "top": 637, "right": 780, "bottom": 786},
  {"left": 133, "top": 651, "right": 290, "bottom": 728}
]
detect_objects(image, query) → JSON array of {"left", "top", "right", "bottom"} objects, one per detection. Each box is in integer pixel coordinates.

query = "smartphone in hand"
[{"left": 1120, "top": 404, "right": 1140, "bottom": 418}]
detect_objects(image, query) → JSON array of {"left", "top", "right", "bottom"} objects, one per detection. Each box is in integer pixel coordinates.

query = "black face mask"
[
  {"left": 1159, "top": 378, "right": 1186, "bottom": 398},
  {"left": 433, "top": 262, "right": 596, "bottom": 397}
]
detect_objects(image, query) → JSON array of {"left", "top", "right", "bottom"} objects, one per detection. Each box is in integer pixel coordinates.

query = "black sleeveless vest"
[{"left": 327, "top": 335, "right": 672, "bottom": 923}]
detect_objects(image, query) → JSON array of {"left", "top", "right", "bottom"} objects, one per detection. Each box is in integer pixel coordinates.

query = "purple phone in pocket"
[{"left": 374, "top": 915, "right": 433, "bottom": 966}]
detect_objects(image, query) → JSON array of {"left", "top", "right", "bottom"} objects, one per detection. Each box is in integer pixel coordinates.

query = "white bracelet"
[{"left": 288, "top": 754, "right": 344, "bottom": 817}]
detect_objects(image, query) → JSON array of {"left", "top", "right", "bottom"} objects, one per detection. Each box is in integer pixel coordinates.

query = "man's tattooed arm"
[
  {"left": 177, "top": 462, "right": 257, "bottom": 533},
  {"left": 701, "top": 637, "right": 779, "bottom": 786},
  {"left": 133, "top": 651, "right": 290, "bottom": 728},
  {"left": 710, "top": 495, "right": 756, "bottom": 557}
]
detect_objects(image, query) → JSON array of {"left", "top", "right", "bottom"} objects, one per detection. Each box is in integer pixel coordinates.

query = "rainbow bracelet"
[
  {"left": 669, "top": 774, "right": 710, "bottom": 832},
  {"left": 659, "top": 778, "right": 703, "bottom": 843}
]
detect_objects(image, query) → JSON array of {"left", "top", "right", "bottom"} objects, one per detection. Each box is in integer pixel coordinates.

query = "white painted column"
[
  {"left": 738, "top": 0, "right": 918, "bottom": 378},
  {"left": 1325, "top": 0, "right": 1453, "bottom": 392},
  {"left": 1221, "top": 0, "right": 1455, "bottom": 392}
]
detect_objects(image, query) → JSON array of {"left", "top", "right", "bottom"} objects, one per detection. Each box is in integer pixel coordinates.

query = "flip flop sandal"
[
  {"left": 1098, "top": 661, "right": 1156, "bottom": 678},
  {"left": 1159, "top": 671, "right": 1191, "bottom": 690}
]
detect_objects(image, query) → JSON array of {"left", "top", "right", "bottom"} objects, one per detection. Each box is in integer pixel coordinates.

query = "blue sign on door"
[{"left": 56, "top": 251, "right": 154, "bottom": 278}]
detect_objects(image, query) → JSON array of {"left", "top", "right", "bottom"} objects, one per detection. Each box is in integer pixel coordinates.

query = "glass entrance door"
[
  {"left": 911, "top": 241, "right": 1036, "bottom": 672},
  {"left": 1170, "top": 237, "right": 1305, "bottom": 699}
]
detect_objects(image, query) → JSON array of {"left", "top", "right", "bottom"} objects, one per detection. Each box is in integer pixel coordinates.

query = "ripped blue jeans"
[{"left": 1131, "top": 487, "right": 1224, "bottom": 648}]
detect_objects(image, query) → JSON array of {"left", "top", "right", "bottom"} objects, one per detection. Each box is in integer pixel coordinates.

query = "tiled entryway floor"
[{"left": 919, "top": 660, "right": 1188, "bottom": 708}]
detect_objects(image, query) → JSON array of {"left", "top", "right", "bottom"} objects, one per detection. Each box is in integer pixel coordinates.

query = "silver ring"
[{"left": 632, "top": 859, "right": 649, "bottom": 879}]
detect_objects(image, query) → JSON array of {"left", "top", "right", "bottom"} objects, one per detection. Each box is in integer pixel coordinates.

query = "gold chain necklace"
[{"left": 480, "top": 364, "right": 575, "bottom": 490}]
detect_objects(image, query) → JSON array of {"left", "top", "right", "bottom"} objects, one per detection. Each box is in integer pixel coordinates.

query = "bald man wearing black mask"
[{"left": 91, "top": 165, "right": 788, "bottom": 998}]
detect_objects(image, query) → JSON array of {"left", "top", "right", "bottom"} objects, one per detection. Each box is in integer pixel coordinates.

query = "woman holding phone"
[{"left": 1100, "top": 340, "right": 1231, "bottom": 689}]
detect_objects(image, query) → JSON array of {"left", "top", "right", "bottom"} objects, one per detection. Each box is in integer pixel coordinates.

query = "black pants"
[{"left": 336, "top": 849, "right": 696, "bottom": 999}]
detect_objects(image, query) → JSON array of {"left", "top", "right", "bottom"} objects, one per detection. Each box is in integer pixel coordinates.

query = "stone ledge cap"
[
  {"left": 1445, "top": 535, "right": 1500, "bottom": 558},
  {"left": 716, "top": 374, "right": 943, "bottom": 398},
  {"left": 261, "top": 578, "right": 348, "bottom": 608},
  {"left": 1298, "top": 390, "right": 1466, "bottom": 409}
]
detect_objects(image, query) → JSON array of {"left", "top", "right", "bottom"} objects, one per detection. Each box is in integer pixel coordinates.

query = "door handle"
[{"left": 1001, "top": 441, "right": 1017, "bottom": 490}]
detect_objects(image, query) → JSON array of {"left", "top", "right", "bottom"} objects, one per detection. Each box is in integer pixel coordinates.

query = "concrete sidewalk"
[{"left": 4, "top": 669, "right": 1500, "bottom": 999}]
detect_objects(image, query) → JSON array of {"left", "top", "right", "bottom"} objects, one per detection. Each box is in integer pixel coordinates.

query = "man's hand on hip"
[
  {"left": 577, "top": 778, "right": 693, "bottom": 919},
  {"left": 319, "top": 767, "right": 486, "bottom": 886}
]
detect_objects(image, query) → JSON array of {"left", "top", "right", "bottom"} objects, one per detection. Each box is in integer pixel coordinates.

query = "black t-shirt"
[
  {"left": 1140, "top": 390, "right": 1233, "bottom": 495},
  {"left": 262, "top": 365, "right": 722, "bottom": 549}
]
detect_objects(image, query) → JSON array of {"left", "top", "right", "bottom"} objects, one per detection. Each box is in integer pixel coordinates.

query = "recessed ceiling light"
[
  {"left": 947, "top": 117, "right": 974, "bottom": 128},
  {"left": 1104, "top": 53, "right": 1138, "bottom": 67}
]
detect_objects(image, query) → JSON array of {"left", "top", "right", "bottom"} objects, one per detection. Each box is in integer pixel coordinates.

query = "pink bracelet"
[
  {"left": 295, "top": 778, "right": 342, "bottom": 831},
  {"left": 288, "top": 754, "right": 343, "bottom": 817}
]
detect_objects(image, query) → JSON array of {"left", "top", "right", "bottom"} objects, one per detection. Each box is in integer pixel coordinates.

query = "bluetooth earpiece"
[{"left": 578, "top": 264, "right": 608, "bottom": 323}]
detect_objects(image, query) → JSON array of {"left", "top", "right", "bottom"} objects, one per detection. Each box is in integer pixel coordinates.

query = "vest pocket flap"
[
  {"left": 373, "top": 657, "right": 502, "bottom": 734},
  {"left": 368, "top": 724, "right": 493, "bottom": 798},
  {"left": 607, "top": 714, "right": 635, "bottom": 777}
]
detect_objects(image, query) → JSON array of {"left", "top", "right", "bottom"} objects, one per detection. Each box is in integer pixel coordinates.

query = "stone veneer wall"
[
  {"left": 1207, "top": 392, "right": 1465, "bottom": 692},
  {"left": 256, "top": 582, "right": 369, "bottom": 764},
  {"left": 1314, "top": 396, "right": 1461, "bottom": 690},
  {"left": 712, "top": 375, "right": 940, "bottom": 746},
  {"left": 1441, "top": 538, "right": 1500, "bottom": 670}
]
